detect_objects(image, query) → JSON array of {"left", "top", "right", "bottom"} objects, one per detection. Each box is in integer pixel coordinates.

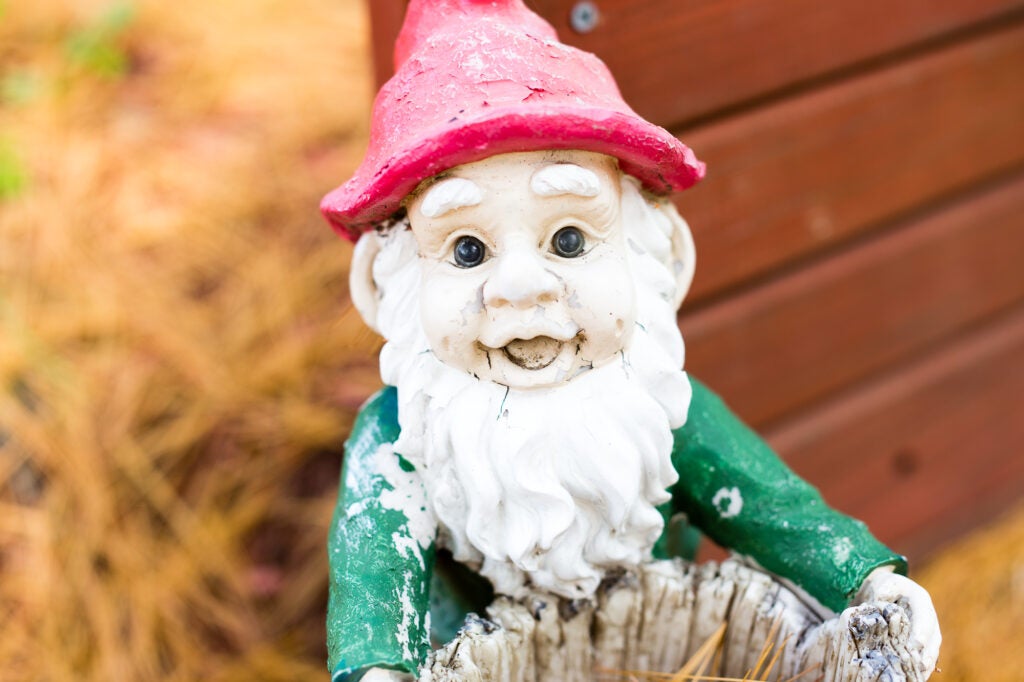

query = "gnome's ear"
[
  {"left": 350, "top": 230, "right": 383, "bottom": 334},
  {"left": 659, "top": 201, "right": 697, "bottom": 308}
]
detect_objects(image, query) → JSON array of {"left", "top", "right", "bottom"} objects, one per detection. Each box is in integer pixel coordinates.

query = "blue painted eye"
[
  {"left": 552, "top": 226, "right": 585, "bottom": 258},
  {"left": 453, "top": 235, "right": 486, "bottom": 267}
]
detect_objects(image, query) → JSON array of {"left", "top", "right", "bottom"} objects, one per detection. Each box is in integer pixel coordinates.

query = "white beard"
[{"left": 370, "top": 181, "right": 692, "bottom": 600}]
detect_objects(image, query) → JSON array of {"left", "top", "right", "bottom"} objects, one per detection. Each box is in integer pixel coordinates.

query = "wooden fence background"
[{"left": 367, "top": 0, "right": 1024, "bottom": 564}]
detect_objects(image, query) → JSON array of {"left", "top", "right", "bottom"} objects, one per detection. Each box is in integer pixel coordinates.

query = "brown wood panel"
[
  {"left": 765, "top": 303, "right": 1024, "bottom": 561},
  {"left": 539, "top": 0, "right": 1024, "bottom": 127},
  {"left": 680, "top": 172, "right": 1024, "bottom": 428},
  {"left": 369, "top": 0, "right": 409, "bottom": 88},
  {"left": 370, "top": 1, "right": 1024, "bottom": 129},
  {"left": 678, "top": 22, "right": 1024, "bottom": 302}
]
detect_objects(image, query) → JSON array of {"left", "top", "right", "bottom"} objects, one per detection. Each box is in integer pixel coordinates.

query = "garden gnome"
[{"left": 321, "top": 1, "right": 940, "bottom": 680}]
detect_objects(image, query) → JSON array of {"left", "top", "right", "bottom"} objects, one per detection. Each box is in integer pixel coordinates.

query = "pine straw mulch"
[
  {"left": 915, "top": 502, "right": 1024, "bottom": 681},
  {"left": 1, "top": 1, "right": 1021, "bottom": 681},
  {"left": 1, "top": 0, "right": 380, "bottom": 679}
]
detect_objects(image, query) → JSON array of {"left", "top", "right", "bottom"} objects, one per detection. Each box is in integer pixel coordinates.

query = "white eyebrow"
[
  {"left": 530, "top": 163, "right": 601, "bottom": 198},
  {"left": 419, "top": 177, "right": 483, "bottom": 218}
]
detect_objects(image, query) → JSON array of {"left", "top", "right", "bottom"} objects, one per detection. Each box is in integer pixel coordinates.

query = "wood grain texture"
[
  {"left": 540, "top": 0, "right": 1024, "bottom": 127},
  {"left": 681, "top": 172, "right": 1024, "bottom": 428},
  {"left": 678, "top": 20, "right": 1024, "bottom": 302},
  {"left": 766, "top": 302, "right": 1024, "bottom": 562}
]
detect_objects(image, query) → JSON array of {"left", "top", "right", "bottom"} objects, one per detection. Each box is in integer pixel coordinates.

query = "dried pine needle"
[{"left": 596, "top": 620, "right": 799, "bottom": 682}]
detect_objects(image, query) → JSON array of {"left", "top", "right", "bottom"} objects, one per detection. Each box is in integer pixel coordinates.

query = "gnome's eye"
[
  {"left": 552, "top": 226, "right": 585, "bottom": 258},
  {"left": 453, "top": 235, "right": 486, "bottom": 268}
]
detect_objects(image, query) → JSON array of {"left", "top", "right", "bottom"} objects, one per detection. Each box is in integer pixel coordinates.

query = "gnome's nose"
[{"left": 483, "top": 248, "right": 561, "bottom": 309}]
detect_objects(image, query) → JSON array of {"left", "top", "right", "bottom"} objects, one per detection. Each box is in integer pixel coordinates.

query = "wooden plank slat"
[
  {"left": 678, "top": 22, "right": 1024, "bottom": 302},
  {"left": 681, "top": 172, "right": 1024, "bottom": 428},
  {"left": 536, "top": 0, "right": 1024, "bottom": 127},
  {"left": 368, "top": 0, "right": 409, "bottom": 87},
  {"left": 765, "top": 303, "right": 1024, "bottom": 561}
]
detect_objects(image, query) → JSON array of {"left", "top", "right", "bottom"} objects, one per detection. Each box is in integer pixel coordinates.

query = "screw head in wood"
[{"left": 570, "top": 1, "right": 600, "bottom": 34}]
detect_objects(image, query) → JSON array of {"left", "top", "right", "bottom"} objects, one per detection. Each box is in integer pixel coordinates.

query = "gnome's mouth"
[{"left": 502, "top": 336, "right": 564, "bottom": 370}]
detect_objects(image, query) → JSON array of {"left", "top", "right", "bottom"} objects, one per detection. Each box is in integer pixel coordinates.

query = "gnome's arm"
[
  {"left": 668, "top": 378, "right": 906, "bottom": 613},
  {"left": 327, "top": 387, "right": 437, "bottom": 681}
]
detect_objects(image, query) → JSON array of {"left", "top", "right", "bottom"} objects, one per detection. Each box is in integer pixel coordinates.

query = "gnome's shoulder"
[{"left": 346, "top": 386, "right": 401, "bottom": 459}]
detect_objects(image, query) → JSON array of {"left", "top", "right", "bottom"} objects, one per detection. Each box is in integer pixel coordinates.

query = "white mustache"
[{"left": 477, "top": 318, "right": 579, "bottom": 349}]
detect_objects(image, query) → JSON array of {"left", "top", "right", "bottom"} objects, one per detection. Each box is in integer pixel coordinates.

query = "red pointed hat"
[{"left": 321, "top": 0, "right": 705, "bottom": 240}]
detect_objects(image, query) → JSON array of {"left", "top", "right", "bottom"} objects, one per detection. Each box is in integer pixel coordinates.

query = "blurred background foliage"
[{"left": 0, "top": 0, "right": 1020, "bottom": 680}]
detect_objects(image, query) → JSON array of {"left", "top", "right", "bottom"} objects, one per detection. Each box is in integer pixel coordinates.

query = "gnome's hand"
[
  {"left": 854, "top": 566, "right": 941, "bottom": 676},
  {"left": 357, "top": 668, "right": 415, "bottom": 682}
]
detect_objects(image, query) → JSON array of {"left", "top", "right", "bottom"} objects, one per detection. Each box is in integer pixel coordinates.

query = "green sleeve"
[
  {"left": 669, "top": 378, "right": 907, "bottom": 612},
  {"left": 327, "top": 387, "right": 437, "bottom": 680}
]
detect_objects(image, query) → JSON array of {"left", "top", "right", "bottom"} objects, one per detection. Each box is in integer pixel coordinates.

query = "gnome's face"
[
  {"left": 403, "top": 150, "right": 635, "bottom": 389},
  {"left": 348, "top": 148, "right": 699, "bottom": 597}
]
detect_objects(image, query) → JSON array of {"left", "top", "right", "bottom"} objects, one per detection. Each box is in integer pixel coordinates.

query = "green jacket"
[{"left": 326, "top": 378, "right": 906, "bottom": 680}]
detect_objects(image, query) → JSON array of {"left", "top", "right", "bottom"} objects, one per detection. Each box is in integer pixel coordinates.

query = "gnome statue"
[{"left": 321, "top": 2, "right": 940, "bottom": 681}]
